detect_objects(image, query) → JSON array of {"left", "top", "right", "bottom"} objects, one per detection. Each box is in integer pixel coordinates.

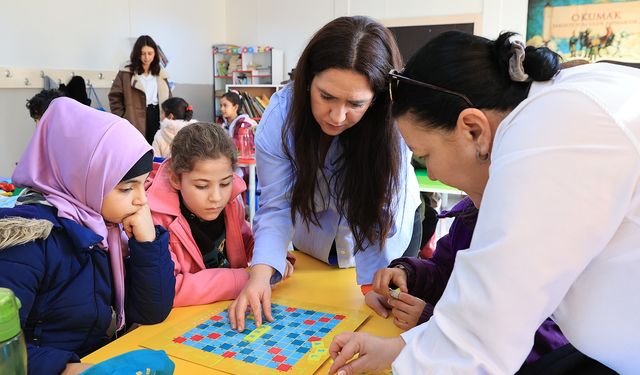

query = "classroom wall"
[
  {"left": 0, "top": 0, "right": 226, "bottom": 176},
  {"left": 0, "top": 0, "right": 530, "bottom": 177},
  {"left": 225, "top": 0, "right": 529, "bottom": 74},
  {"left": 0, "top": 0, "right": 225, "bottom": 84}
]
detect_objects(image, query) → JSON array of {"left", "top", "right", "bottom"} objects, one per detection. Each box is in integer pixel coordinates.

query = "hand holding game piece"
[
  {"left": 389, "top": 287, "right": 401, "bottom": 300},
  {"left": 328, "top": 332, "right": 405, "bottom": 375},
  {"left": 386, "top": 291, "right": 427, "bottom": 330},
  {"left": 372, "top": 267, "right": 408, "bottom": 297}
]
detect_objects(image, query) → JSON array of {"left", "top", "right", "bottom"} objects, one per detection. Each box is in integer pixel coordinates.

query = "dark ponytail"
[
  {"left": 493, "top": 32, "right": 561, "bottom": 82},
  {"left": 392, "top": 31, "right": 561, "bottom": 131},
  {"left": 161, "top": 97, "right": 193, "bottom": 121}
]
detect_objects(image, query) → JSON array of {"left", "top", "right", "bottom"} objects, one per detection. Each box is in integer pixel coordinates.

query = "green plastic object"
[{"left": 0, "top": 287, "right": 21, "bottom": 342}]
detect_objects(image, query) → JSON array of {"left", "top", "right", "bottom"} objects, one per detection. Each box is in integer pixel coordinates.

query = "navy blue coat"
[{"left": 0, "top": 204, "right": 175, "bottom": 375}]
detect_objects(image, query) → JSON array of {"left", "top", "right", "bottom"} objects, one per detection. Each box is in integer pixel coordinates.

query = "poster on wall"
[{"left": 526, "top": 0, "right": 640, "bottom": 62}]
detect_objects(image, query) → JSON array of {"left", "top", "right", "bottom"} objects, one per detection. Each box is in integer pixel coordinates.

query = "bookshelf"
[
  {"left": 225, "top": 84, "right": 284, "bottom": 120},
  {"left": 213, "top": 44, "right": 283, "bottom": 120}
]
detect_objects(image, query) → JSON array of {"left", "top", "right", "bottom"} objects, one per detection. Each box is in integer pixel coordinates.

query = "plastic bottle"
[
  {"left": 237, "top": 124, "right": 255, "bottom": 159},
  {"left": 0, "top": 287, "right": 27, "bottom": 375}
]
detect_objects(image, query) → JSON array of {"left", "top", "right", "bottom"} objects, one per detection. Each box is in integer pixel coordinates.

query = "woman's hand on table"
[
  {"left": 228, "top": 264, "right": 274, "bottom": 332},
  {"left": 328, "top": 332, "right": 405, "bottom": 375}
]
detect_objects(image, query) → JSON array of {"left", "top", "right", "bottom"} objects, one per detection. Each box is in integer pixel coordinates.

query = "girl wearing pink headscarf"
[{"left": 0, "top": 98, "right": 175, "bottom": 375}]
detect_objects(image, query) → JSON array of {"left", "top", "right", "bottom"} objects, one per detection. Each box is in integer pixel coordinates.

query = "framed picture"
[{"left": 526, "top": 0, "right": 640, "bottom": 62}]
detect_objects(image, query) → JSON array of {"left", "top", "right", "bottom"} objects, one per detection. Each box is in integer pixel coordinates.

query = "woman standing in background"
[{"left": 109, "top": 35, "right": 171, "bottom": 144}]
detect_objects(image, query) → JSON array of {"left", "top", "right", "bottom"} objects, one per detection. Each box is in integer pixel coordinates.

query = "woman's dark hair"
[
  {"left": 161, "top": 97, "right": 193, "bottom": 121},
  {"left": 127, "top": 35, "right": 161, "bottom": 76},
  {"left": 26, "top": 89, "right": 64, "bottom": 120},
  {"left": 222, "top": 91, "right": 242, "bottom": 108},
  {"left": 170, "top": 122, "right": 237, "bottom": 176},
  {"left": 284, "top": 16, "right": 403, "bottom": 252},
  {"left": 60, "top": 76, "right": 91, "bottom": 106},
  {"left": 392, "top": 31, "right": 561, "bottom": 131}
]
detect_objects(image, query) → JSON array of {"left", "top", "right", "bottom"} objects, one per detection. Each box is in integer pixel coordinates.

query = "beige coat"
[
  {"left": 108, "top": 66, "right": 171, "bottom": 135},
  {"left": 152, "top": 118, "right": 197, "bottom": 158}
]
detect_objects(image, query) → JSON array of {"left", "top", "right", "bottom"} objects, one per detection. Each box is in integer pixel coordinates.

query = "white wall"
[
  {"left": 0, "top": 0, "right": 226, "bottom": 176},
  {"left": 0, "top": 0, "right": 529, "bottom": 177},
  {"left": 225, "top": 0, "right": 337, "bottom": 78},
  {"left": 225, "top": 0, "right": 529, "bottom": 74},
  {"left": 0, "top": 0, "right": 225, "bottom": 84}
]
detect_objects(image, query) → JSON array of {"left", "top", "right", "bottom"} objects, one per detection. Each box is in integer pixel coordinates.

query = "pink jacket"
[{"left": 147, "top": 160, "right": 253, "bottom": 307}]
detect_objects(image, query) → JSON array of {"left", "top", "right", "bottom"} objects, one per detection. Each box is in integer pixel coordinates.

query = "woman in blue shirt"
[{"left": 229, "top": 16, "right": 421, "bottom": 331}]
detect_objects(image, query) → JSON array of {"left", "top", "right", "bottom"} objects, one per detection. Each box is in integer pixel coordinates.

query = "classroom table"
[
  {"left": 237, "top": 157, "right": 256, "bottom": 227},
  {"left": 82, "top": 252, "right": 402, "bottom": 374}
]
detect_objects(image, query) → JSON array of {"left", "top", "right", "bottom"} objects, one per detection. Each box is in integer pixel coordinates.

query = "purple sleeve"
[
  {"left": 389, "top": 232, "right": 458, "bottom": 304},
  {"left": 388, "top": 202, "right": 476, "bottom": 304},
  {"left": 524, "top": 318, "right": 570, "bottom": 364},
  {"left": 417, "top": 302, "right": 436, "bottom": 325}
]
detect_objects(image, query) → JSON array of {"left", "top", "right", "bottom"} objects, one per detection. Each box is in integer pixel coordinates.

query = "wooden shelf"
[
  {"left": 226, "top": 84, "right": 283, "bottom": 102},
  {"left": 213, "top": 45, "right": 283, "bottom": 118}
]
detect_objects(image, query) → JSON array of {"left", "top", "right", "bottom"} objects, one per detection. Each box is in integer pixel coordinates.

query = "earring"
[{"left": 476, "top": 150, "right": 490, "bottom": 163}]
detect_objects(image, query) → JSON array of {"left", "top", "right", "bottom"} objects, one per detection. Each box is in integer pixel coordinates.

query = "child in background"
[
  {"left": 220, "top": 91, "right": 257, "bottom": 182},
  {"left": 147, "top": 123, "right": 293, "bottom": 307},
  {"left": 368, "top": 197, "right": 568, "bottom": 368},
  {"left": 152, "top": 97, "right": 197, "bottom": 158},
  {"left": 219, "top": 90, "right": 252, "bottom": 135},
  {"left": 220, "top": 91, "right": 257, "bottom": 152},
  {"left": 25, "top": 89, "right": 64, "bottom": 124},
  {"left": 0, "top": 98, "right": 175, "bottom": 375}
]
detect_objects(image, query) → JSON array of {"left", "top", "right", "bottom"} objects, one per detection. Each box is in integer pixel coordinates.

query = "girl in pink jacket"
[{"left": 146, "top": 122, "right": 255, "bottom": 307}]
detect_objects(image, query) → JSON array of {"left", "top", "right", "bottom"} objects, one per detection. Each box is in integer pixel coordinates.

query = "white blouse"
[
  {"left": 139, "top": 73, "right": 158, "bottom": 106},
  {"left": 394, "top": 63, "right": 640, "bottom": 374}
]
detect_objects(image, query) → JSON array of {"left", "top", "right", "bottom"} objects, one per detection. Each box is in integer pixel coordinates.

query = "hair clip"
[{"left": 507, "top": 35, "right": 530, "bottom": 82}]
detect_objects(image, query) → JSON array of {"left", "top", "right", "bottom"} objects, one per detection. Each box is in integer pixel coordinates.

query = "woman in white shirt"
[
  {"left": 109, "top": 35, "right": 171, "bottom": 144},
  {"left": 329, "top": 31, "right": 640, "bottom": 375}
]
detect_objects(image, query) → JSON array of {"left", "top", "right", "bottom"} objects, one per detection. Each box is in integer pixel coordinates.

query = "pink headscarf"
[{"left": 12, "top": 97, "right": 152, "bottom": 330}]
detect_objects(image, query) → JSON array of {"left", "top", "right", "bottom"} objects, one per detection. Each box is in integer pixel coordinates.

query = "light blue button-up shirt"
[{"left": 252, "top": 85, "right": 421, "bottom": 285}]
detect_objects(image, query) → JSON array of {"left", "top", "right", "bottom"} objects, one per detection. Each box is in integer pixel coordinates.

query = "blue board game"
[{"left": 142, "top": 299, "right": 370, "bottom": 374}]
